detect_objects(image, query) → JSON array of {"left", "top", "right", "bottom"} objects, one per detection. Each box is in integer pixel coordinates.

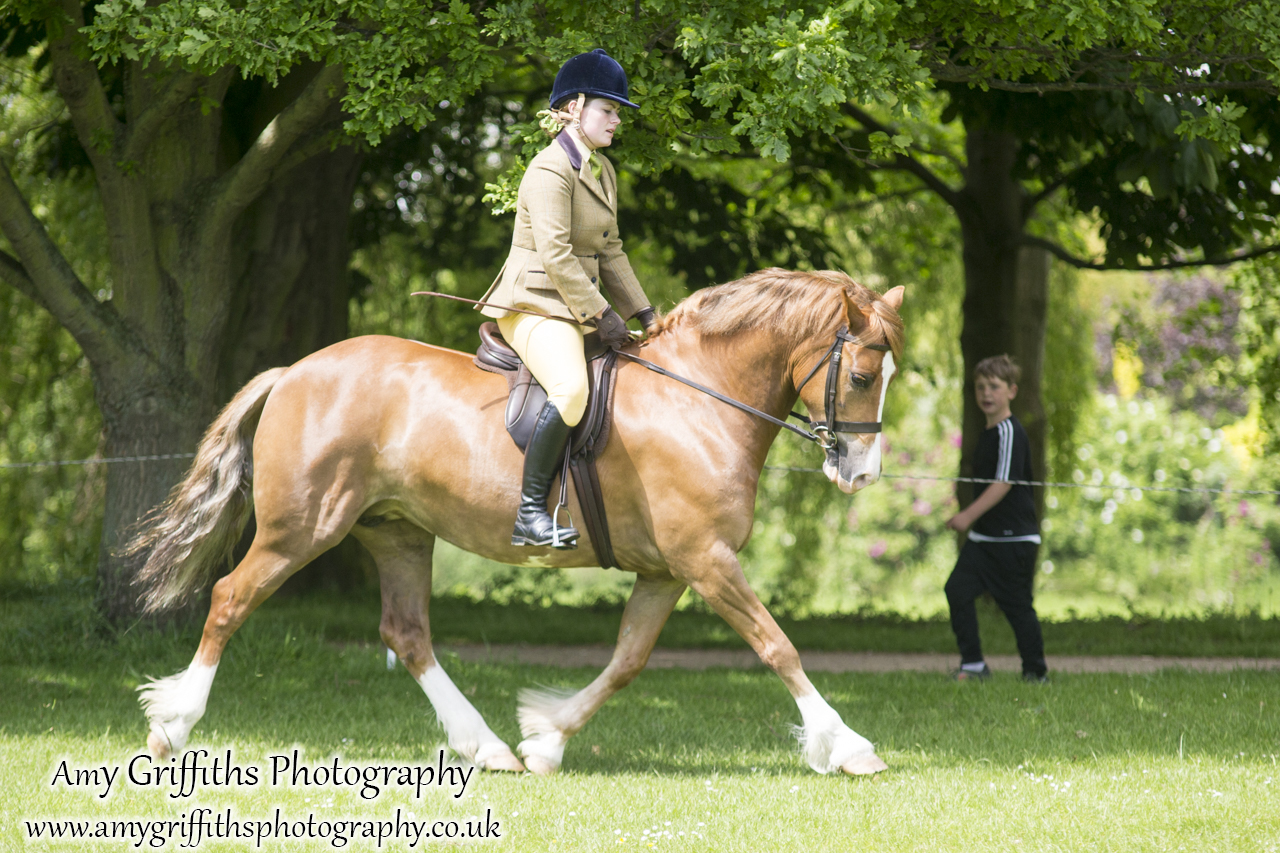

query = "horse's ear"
[
  {"left": 881, "top": 285, "right": 905, "bottom": 311},
  {"left": 841, "top": 290, "right": 871, "bottom": 334}
]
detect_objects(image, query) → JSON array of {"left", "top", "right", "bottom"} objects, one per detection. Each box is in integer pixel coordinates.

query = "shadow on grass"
[
  {"left": 261, "top": 587, "right": 1280, "bottom": 658},
  {"left": 6, "top": 582, "right": 1280, "bottom": 665}
]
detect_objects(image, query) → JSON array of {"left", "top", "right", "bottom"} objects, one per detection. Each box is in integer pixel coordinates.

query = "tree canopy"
[{"left": 50, "top": 0, "right": 1280, "bottom": 160}]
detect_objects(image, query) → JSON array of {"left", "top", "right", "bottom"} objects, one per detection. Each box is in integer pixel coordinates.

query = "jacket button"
[
  {"left": 590, "top": 276, "right": 597, "bottom": 283},
  {"left": 594, "top": 254, "right": 599, "bottom": 259},
  {"left": 603, "top": 231, "right": 609, "bottom": 237}
]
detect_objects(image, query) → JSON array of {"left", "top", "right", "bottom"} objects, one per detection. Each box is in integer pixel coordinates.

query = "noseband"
[
  {"left": 789, "top": 326, "right": 893, "bottom": 450},
  {"left": 616, "top": 325, "right": 892, "bottom": 450}
]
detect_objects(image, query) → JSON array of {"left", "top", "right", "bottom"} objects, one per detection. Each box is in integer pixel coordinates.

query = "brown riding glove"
[{"left": 594, "top": 307, "right": 632, "bottom": 349}]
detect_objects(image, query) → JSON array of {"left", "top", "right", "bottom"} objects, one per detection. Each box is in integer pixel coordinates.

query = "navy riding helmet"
[{"left": 549, "top": 49, "right": 639, "bottom": 110}]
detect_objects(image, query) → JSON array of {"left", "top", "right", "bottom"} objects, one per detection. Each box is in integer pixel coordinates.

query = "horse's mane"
[{"left": 654, "top": 268, "right": 904, "bottom": 359}]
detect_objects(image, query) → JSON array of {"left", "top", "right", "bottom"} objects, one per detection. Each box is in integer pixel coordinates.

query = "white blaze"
[
  {"left": 876, "top": 352, "right": 897, "bottom": 420},
  {"left": 829, "top": 351, "right": 896, "bottom": 492}
]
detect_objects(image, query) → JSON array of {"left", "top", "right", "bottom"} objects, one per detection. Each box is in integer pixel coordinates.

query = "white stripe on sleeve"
[{"left": 997, "top": 419, "right": 1013, "bottom": 481}]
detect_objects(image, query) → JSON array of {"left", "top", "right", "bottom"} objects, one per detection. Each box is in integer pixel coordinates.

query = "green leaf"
[{"left": 868, "top": 130, "right": 911, "bottom": 159}]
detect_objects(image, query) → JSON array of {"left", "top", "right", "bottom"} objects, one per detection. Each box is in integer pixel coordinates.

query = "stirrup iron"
[{"left": 550, "top": 453, "right": 577, "bottom": 550}]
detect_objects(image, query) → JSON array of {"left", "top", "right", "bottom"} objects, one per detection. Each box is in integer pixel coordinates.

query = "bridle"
[
  {"left": 616, "top": 324, "right": 892, "bottom": 450},
  {"left": 788, "top": 325, "right": 893, "bottom": 450}
]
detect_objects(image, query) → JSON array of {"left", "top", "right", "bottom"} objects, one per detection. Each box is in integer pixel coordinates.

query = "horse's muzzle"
[{"left": 823, "top": 434, "right": 881, "bottom": 494}]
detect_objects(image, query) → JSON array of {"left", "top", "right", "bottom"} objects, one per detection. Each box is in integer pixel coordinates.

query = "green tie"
[{"left": 587, "top": 155, "right": 608, "bottom": 202}]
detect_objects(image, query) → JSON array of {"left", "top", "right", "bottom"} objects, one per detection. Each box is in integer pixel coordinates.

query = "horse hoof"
[
  {"left": 841, "top": 753, "right": 888, "bottom": 776},
  {"left": 478, "top": 748, "right": 526, "bottom": 773},
  {"left": 522, "top": 755, "right": 560, "bottom": 776},
  {"left": 147, "top": 731, "right": 173, "bottom": 760}
]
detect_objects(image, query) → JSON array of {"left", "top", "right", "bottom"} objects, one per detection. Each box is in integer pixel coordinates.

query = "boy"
[{"left": 943, "top": 355, "right": 1048, "bottom": 683}]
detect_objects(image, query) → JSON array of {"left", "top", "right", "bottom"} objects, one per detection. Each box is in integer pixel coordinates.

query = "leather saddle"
[{"left": 474, "top": 321, "right": 620, "bottom": 568}]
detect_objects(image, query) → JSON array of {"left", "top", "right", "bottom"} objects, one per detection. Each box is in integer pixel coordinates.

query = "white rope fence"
[
  {"left": 0, "top": 453, "right": 196, "bottom": 470},
  {"left": 763, "top": 466, "right": 1280, "bottom": 497},
  {"left": 2, "top": 453, "right": 1277, "bottom": 497}
]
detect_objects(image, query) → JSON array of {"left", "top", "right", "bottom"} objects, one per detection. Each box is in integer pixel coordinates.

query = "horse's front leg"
[
  {"left": 517, "top": 575, "right": 687, "bottom": 775},
  {"left": 680, "top": 541, "right": 887, "bottom": 776}
]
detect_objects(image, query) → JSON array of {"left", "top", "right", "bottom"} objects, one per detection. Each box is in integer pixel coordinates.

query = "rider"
[{"left": 480, "top": 49, "right": 657, "bottom": 550}]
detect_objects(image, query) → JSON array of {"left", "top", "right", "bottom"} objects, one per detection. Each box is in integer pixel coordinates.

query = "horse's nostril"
[{"left": 851, "top": 472, "right": 878, "bottom": 490}]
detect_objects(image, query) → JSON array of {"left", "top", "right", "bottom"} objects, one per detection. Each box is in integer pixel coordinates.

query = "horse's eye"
[{"left": 850, "top": 372, "right": 872, "bottom": 389}]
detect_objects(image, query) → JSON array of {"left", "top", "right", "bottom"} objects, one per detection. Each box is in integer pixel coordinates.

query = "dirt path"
[{"left": 438, "top": 644, "right": 1280, "bottom": 675}]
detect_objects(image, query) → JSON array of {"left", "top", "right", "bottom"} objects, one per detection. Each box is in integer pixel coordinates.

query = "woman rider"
[{"left": 480, "top": 49, "right": 657, "bottom": 550}]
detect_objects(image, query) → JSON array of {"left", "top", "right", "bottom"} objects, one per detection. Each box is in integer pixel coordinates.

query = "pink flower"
[
  {"left": 913, "top": 499, "right": 932, "bottom": 516},
  {"left": 868, "top": 539, "right": 888, "bottom": 559},
  {"left": 951, "top": 432, "right": 963, "bottom": 449}
]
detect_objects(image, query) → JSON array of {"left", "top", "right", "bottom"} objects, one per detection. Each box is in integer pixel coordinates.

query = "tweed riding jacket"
[{"left": 481, "top": 132, "right": 650, "bottom": 324}]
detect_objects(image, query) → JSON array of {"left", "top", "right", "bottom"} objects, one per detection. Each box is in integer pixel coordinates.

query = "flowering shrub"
[
  {"left": 1101, "top": 275, "right": 1249, "bottom": 422},
  {"left": 1037, "top": 394, "right": 1280, "bottom": 615}
]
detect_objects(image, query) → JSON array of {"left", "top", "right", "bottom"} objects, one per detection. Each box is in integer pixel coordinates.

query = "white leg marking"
[
  {"left": 794, "top": 693, "right": 876, "bottom": 774},
  {"left": 417, "top": 665, "right": 514, "bottom": 766},
  {"left": 138, "top": 662, "right": 217, "bottom": 756},
  {"left": 516, "top": 686, "right": 577, "bottom": 774}
]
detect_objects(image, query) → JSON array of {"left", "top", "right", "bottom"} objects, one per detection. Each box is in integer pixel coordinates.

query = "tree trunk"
[
  {"left": 955, "top": 127, "right": 1050, "bottom": 511},
  {"left": 220, "top": 145, "right": 362, "bottom": 397},
  {"left": 0, "top": 14, "right": 415, "bottom": 626},
  {"left": 89, "top": 143, "right": 362, "bottom": 626},
  {"left": 1013, "top": 244, "right": 1050, "bottom": 516},
  {"left": 93, "top": 383, "right": 208, "bottom": 624}
]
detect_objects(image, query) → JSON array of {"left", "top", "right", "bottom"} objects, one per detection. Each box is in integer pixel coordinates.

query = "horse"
[{"left": 130, "top": 268, "right": 905, "bottom": 777}]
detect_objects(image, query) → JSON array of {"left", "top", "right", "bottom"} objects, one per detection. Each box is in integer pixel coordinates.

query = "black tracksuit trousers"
[{"left": 945, "top": 539, "right": 1047, "bottom": 677}]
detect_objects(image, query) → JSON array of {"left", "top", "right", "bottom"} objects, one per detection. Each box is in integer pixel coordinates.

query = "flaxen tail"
[{"left": 127, "top": 368, "right": 287, "bottom": 613}]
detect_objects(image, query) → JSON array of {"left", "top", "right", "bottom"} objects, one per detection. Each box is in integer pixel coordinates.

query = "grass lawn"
[
  {"left": 3, "top": 590, "right": 1279, "bottom": 851},
  {"left": 259, "top": 586, "right": 1280, "bottom": 659}
]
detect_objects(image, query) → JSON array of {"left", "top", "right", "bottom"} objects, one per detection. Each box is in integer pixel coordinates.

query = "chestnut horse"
[{"left": 131, "top": 268, "right": 905, "bottom": 777}]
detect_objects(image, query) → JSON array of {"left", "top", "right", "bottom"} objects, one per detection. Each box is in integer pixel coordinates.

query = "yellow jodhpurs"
[{"left": 497, "top": 313, "right": 588, "bottom": 427}]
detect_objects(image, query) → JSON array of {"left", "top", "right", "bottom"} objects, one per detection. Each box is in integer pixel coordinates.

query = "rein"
[
  {"left": 615, "top": 351, "right": 821, "bottom": 443},
  {"left": 617, "top": 325, "right": 892, "bottom": 449}
]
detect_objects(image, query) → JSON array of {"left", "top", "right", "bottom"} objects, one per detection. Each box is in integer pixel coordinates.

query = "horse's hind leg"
[
  {"left": 517, "top": 575, "right": 688, "bottom": 775},
  {"left": 354, "top": 521, "right": 525, "bottom": 772},
  {"left": 141, "top": 538, "right": 320, "bottom": 758}
]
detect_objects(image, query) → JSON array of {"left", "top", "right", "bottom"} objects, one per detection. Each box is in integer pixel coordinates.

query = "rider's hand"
[
  {"left": 594, "top": 307, "right": 632, "bottom": 349},
  {"left": 633, "top": 307, "right": 658, "bottom": 338}
]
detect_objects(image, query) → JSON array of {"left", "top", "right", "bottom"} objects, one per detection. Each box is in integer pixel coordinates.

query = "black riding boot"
[{"left": 511, "top": 401, "right": 580, "bottom": 548}]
